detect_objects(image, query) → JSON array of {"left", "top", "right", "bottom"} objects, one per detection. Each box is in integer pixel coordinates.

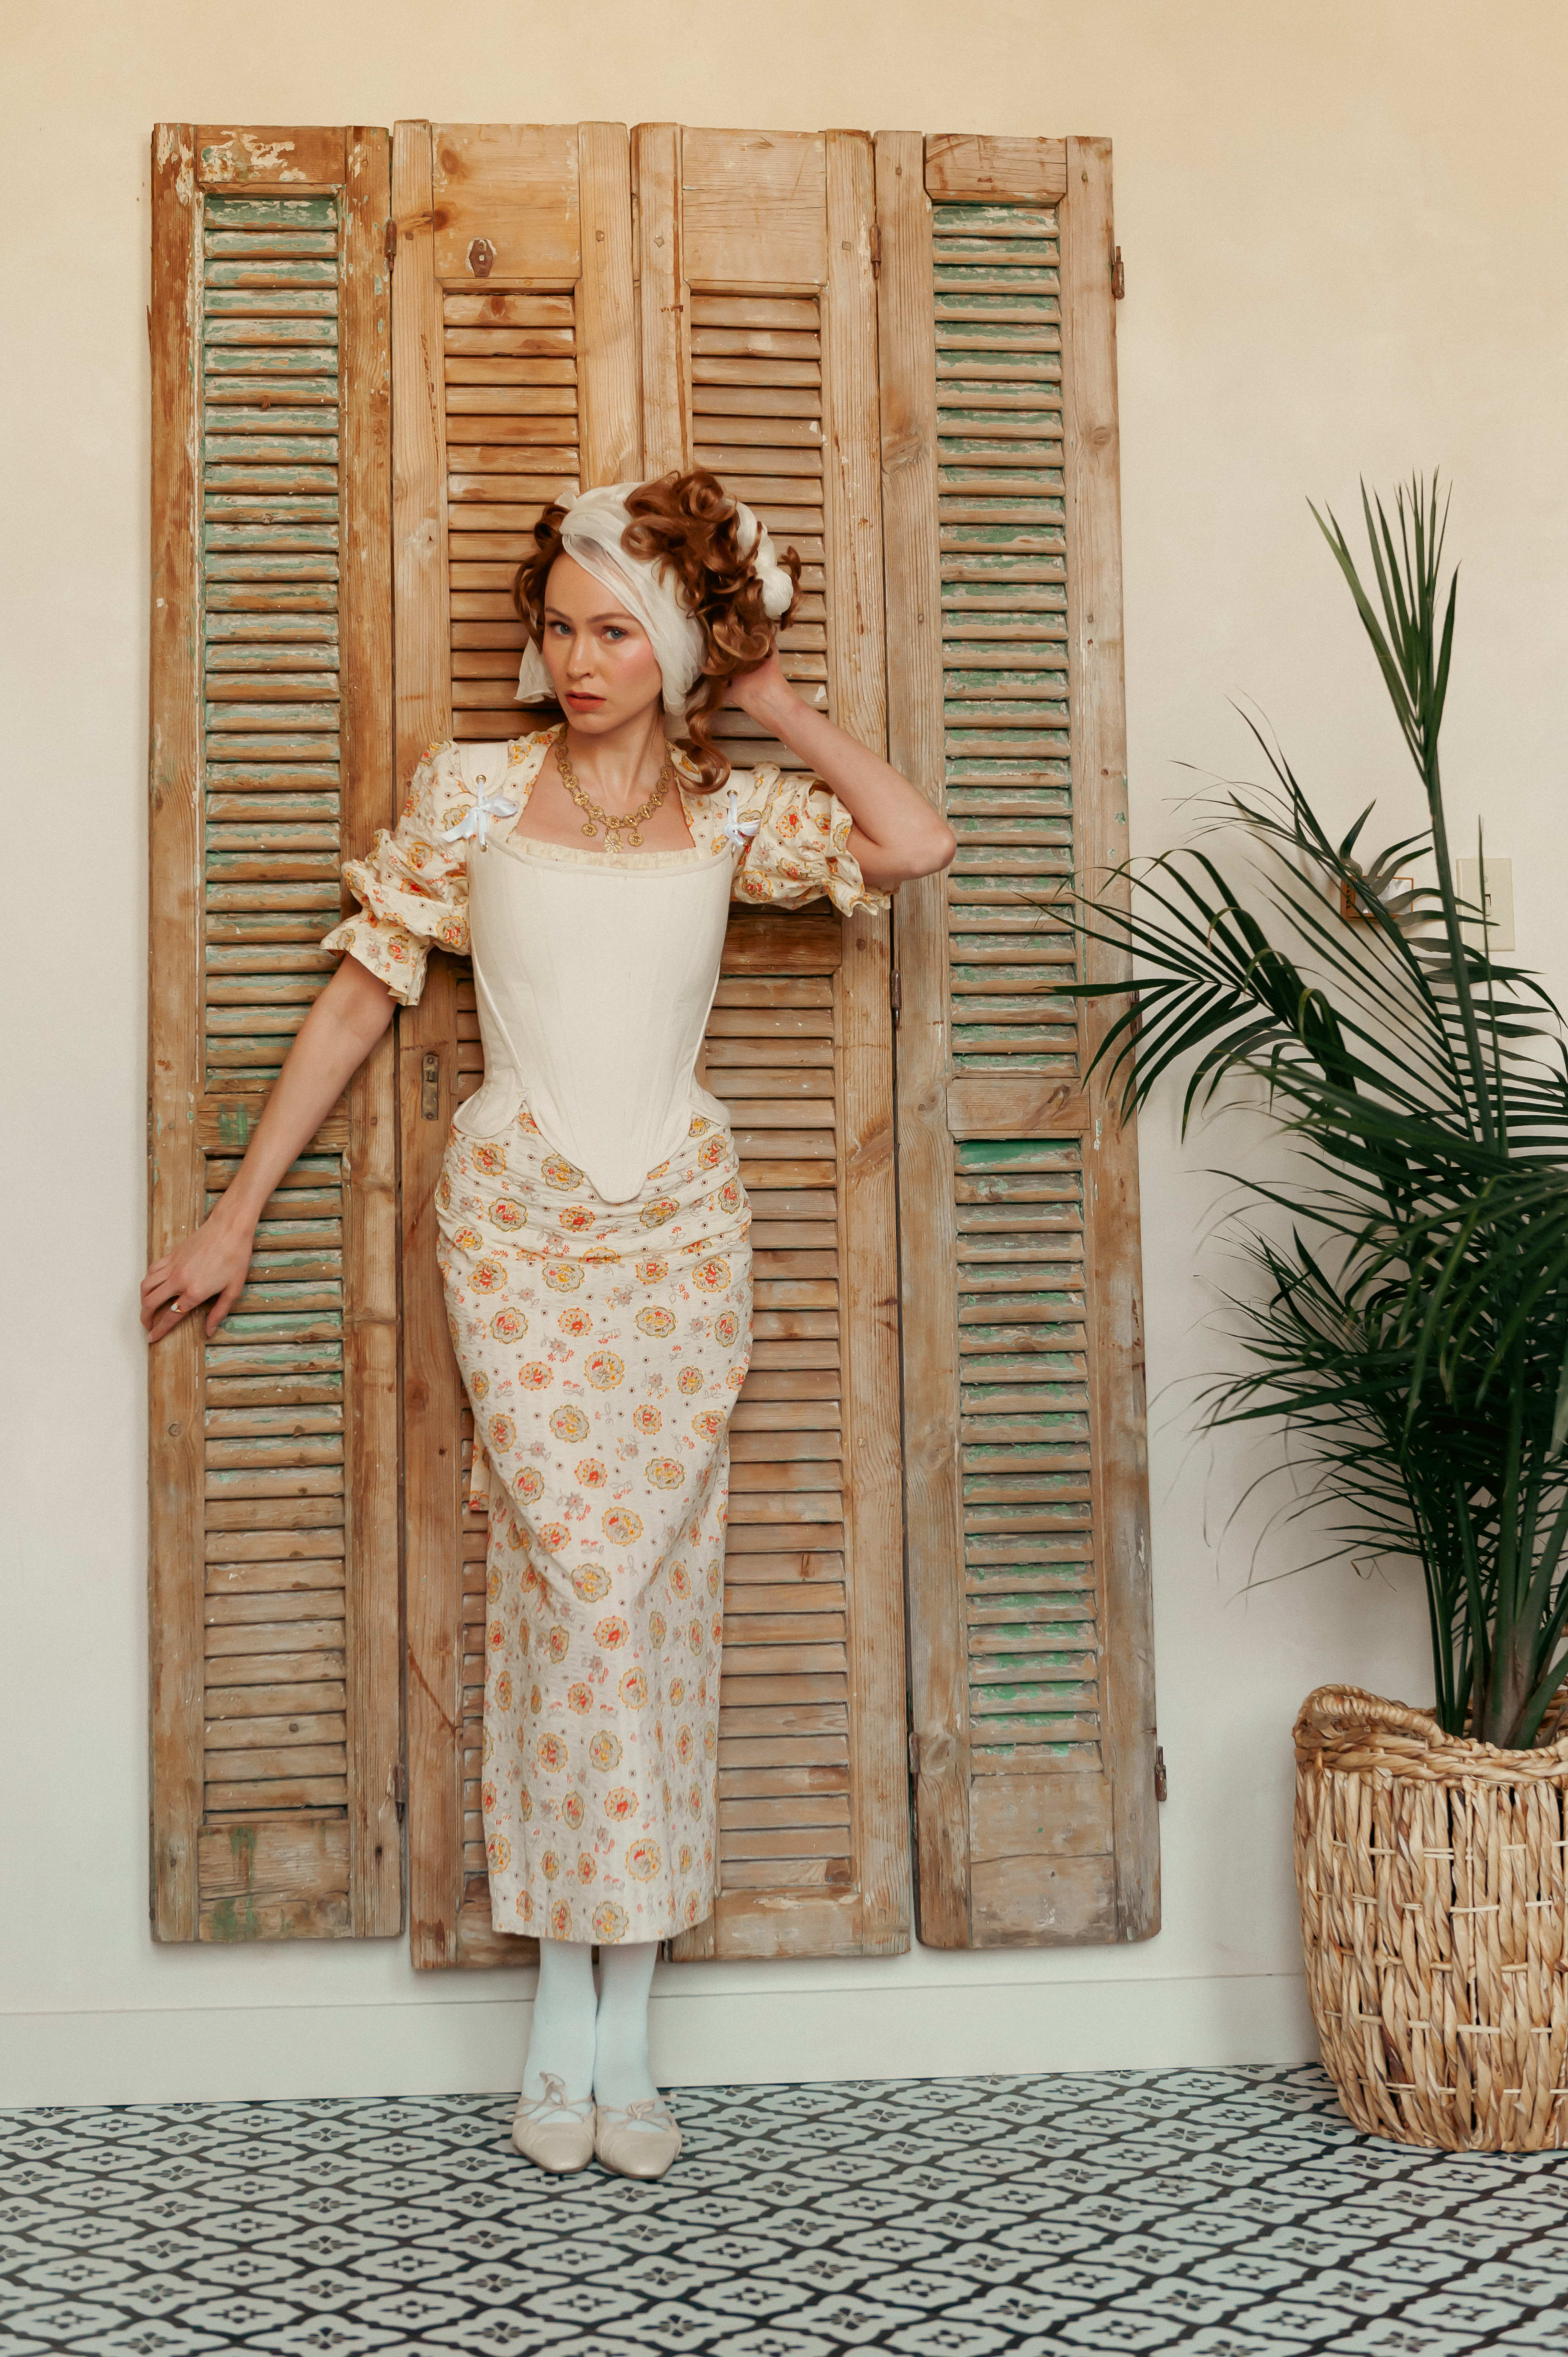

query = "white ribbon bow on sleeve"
[
  {"left": 439, "top": 770, "right": 519, "bottom": 854},
  {"left": 723, "top": 787, "right": 760, "bottom": 855}
]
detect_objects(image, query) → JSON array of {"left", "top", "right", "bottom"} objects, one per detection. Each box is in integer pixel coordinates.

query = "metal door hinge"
[
  {"left": 1154, "top": 1744, "right": 1167, "bottom": 1802},
  {"left": 870, "top": 222, "right": 882, "bottom": 280},
  {"left": 1111, "top": 244, "right": 1125, "bottom": 300},
  {"left": 890, "top": 969, "right": 901, "bottom": 1024},
  {"left": 421, "top": 1050, "right": 441, "bottom": 1120},
  {"left": 384, "top": 217, "right": 397, "bottom": 270},
  {"left": 389, "top": 1760, "right": 407, "bottom": 1822},
  {"left": 908, "top": 1730, "right": 920, "bottom": 1776}
]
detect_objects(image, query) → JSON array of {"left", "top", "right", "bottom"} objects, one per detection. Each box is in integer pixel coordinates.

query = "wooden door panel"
[
  {"left": 394, "top": 121, "right": 642, "bottom": 1967},
  {"left": 636, "top": 124, "right": 909, "bottom": 1963},
  {"left": 396, "top": 120, "right": 909, "bottom": 1965},
  {"left": 878, "top": 129, "right": 1159, "bottom": 1949},
  {"left": 148, "top": 124, "right": 399, "bottom": 1944}
]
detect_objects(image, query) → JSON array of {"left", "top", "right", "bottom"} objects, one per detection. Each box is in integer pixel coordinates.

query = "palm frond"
[{"left": 1076, "top": 476, "right": 1568, "bottom": 1744}]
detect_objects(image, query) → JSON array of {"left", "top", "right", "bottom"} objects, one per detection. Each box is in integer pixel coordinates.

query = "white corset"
[{"left": 456, "top": 828, "right": 735, "bottom": 1203}]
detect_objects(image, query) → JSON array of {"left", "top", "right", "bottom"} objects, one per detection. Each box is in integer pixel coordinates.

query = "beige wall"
[{"left": 4, "top": 0, "right": 1566, "bottom": 2101}]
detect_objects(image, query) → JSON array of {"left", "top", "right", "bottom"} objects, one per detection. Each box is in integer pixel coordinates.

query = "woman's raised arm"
[
  {"left": 141, "top": 954, "right": 397, "bottom": 1344},
  {"left": 725, "top": 650, "right": 956, "bottom": 890}
]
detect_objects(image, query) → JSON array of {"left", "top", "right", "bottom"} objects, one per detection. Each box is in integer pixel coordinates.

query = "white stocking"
[
  {"left": 523, "top": 1937, "right": 596, "bottom": 2104},
  {"left": 593, "top": 1940, "right": 659, "bottom": 2111}
]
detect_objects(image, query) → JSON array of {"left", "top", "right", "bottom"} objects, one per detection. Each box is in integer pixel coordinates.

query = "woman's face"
[{"left": 539, "top": 554, "right": 663, "bottom": 733}]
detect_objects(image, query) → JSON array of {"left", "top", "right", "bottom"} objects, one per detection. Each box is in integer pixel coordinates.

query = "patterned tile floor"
[{"left": 4, "top": 2066, "right": 1568, "bottom": 2356}]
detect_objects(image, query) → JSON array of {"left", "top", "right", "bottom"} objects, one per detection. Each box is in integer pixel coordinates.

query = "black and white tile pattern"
[{"left": 4, "top": 2066, "right": 1568, "bottom": 2355}]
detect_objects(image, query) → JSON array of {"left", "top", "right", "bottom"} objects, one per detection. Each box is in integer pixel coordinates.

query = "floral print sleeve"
[
  {"left": 322, "top": 738, "right": 474, "bottom": 1005},
  {"left": 728, "top": 764, "right": 891, "bottom": 916}
]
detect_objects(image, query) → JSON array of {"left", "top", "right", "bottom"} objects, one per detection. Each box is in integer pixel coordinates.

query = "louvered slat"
[
  {"left": 933, "top": 207, "right": 1098, "bottom": 1777},
  {"left": 151, "top": 125, "right": 397, "bottom": 1947},
  {"left": 707, "top": 973, "right": 851, "bottom": 1889},
  {"left": 691, "top": 294, "right": 829, "bottom": 778},
  {"left": 202, "top": 1152, "right": 349, "bottom": 1821},
  {"left": 445, "top": 290, "right": 581, "bottom": 740},
  {"left": 881, "top": 133, "right": 1156, "bottom": 1950},
  {"left": 935, "top": 202, "right": 1072, "bottom": 1077},
  {"left": 954, "top": 1139, "right": 1098, "bottom": 1771},
  {"left": 198, "top": 194, "right": 354, "bottom": 1837}
]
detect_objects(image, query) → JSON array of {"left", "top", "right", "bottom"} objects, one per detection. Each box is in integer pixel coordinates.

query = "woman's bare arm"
[
  {"left": 142, "top": 954, "right": 398, "bottom": 1344},
  {"left": 726, "top": 650, "right": 956, "bottom": 889}
]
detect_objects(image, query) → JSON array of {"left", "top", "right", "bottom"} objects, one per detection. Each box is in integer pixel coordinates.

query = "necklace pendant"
[{"left": 626, "top": 827, "right": 643, "bottom": 848}]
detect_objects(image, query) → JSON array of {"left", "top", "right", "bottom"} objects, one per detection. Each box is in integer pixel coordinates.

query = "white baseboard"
[{"left": 0, "top": 1973, "right": 1317, "bottom": 2106}]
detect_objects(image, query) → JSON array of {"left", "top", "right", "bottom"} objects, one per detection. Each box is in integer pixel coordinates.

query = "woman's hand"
[
  {"left": 141, "top": 953, "right": 398, "bottom": 1347},
  {"left": 723, "top": 646, "right": 794, "bottom": 722},
  {"left": 141, "top": 1204, "right": 256, "bottom": 1344},
  {"left": 722, "top": 642, "right": 956, "bottom": 890}
]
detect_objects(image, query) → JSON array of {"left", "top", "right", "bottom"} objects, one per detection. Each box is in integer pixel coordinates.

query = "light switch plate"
[{"left": 1457, "top": 856, "right": 1515, "bottom": 952}]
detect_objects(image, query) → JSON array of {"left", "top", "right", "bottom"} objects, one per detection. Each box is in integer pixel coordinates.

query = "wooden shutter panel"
[
  {"left": 633, "top": 125, "right": 911, "bottom": 1960},
  {"left": 877, "top": 132, "right": 1159, "bottom": 1947},
  {"left": 148, "top": 124, "right": 400, "bottom": 1942},
  {"left": 392, "top": 122, "right": 640, "bottom": 1966}
]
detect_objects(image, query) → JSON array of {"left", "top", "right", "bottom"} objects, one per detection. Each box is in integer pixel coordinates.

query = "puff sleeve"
[
  {"left": 321, "top": 739, "right": 473, "bottom": 1005},
  {"left": 730, "top": 765, "right": 891, "bottom": 917}
]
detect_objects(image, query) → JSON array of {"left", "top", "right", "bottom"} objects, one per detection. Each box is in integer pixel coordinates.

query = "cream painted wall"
[{"left": 4, "top": 0, "right": 1566, "bottom": 2104}]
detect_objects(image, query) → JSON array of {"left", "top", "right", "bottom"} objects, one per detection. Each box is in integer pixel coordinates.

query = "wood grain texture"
[
  {"left": 970, "top": 1849, "right": 1115, "bottom": 1944},
  {"left": 970, "top": 1771, "right": 1112, "bottom": 1862},
  {"left": 392, "top": 123, "right": 452, "bottom": 773},
  {"left": 631, "top": 123, "right": 688, "bottom": 474},
  {"left": 681, "top": 127, "right": 828, "bottom": 290},
  {"left": 577, "top": 124, "right": 640, "bottom": 484},
  {"left": 148, "top": 123, "right": 205, "bottom": 1944},
  {"left": 1060, "top": 136, "right": 1159, "bottom": 1942},
  {"left": 338, "top": 127, "right": 403, "bottom": 1938},
  {"left": 875, "top": 129, "right": 971, "bottom": 1949},
  {"left": 197, "top": 126, "right": 346, "bottom": 191},
  {"left": 197, "top": 1820, "right": 350, "bottom": 1940},
  {"left": 153, "top": 126, "right": 404, "bottom": 1947},
  {"left": 924, "top": 134, "right": 1068, "bottom": 206},
  {"left": 824, "top": 131, "right": 909, "bottom": 1958},
  {"left": 400, "top": 959, "right": 476, "bottom": 1967},
  {"left": 429, "top": 123, "right": 580, "bottom": 285},
  {"left": 947, "top": 1075, "right": 1089, "bottom": 1139}
]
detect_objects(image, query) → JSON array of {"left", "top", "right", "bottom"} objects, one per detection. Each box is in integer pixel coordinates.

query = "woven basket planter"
[{"left": 1295, "top": 1683, "right": 1568, "bottom": 2150}]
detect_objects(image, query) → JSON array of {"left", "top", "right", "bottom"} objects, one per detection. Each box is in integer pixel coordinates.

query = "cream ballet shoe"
[
  {"left": 510, "top": 2072, "right": 596, "bottom": 2173},
  {"left": 593, "top": 2094, "right": 683, "bottom": 2181}
]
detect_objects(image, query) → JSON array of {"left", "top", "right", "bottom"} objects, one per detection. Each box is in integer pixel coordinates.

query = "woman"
[{"left": 143, "top": 470, "right": 956, "bottom": 2179}]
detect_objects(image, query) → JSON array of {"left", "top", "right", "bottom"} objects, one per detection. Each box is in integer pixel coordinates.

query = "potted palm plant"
[{"left": 1080, "top": 478, "right": 1568, "bottom": 2151}]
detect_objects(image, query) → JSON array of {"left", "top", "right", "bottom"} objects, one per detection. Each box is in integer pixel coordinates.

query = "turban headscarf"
[{"left": 516, "top": 481, "right": 795, "bottom": 720}]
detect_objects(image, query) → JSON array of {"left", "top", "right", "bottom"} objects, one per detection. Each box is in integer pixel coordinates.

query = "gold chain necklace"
[{"left": 553, "top": 729, "right": 675, "bottom": 853}]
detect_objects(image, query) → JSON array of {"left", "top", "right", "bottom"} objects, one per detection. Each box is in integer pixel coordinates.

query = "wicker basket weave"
[{"left": 1295, "top": 1683, "right": 1568, "bottom": 2150}]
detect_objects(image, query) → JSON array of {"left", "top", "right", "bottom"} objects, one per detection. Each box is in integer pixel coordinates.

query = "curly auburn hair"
[{"left": 512, "top": 467, "right": 802, "bottom": 792}]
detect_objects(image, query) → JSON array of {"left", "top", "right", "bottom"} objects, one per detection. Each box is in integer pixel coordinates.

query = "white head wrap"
[{"left": 516, "top": 480, "right": 795, "bottom": 719}]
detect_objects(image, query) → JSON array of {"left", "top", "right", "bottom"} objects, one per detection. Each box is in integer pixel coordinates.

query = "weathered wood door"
[
  {"left": 633, "top": 125, "right": 908, "bottom": 1962},
  {"left": 148, "top": 124, "right": 400, "bottom": 1941},
  {"left": 878, "top": 134, "right": 1159, "bottom": 1946},
  {"left": 390, "top": 122, "right": 640, "bottom": 1967},
  {"left": 149, "top": 114, "right": 1156, "bottom": 1965},
  {"left": 392, "top": 118, "right": 910, "bottom": 1966}
]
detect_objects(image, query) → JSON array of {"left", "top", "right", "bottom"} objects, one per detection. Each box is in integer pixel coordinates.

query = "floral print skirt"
[{"left": 435, "top": 1102, "right": 752, "bottom": 1945}]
